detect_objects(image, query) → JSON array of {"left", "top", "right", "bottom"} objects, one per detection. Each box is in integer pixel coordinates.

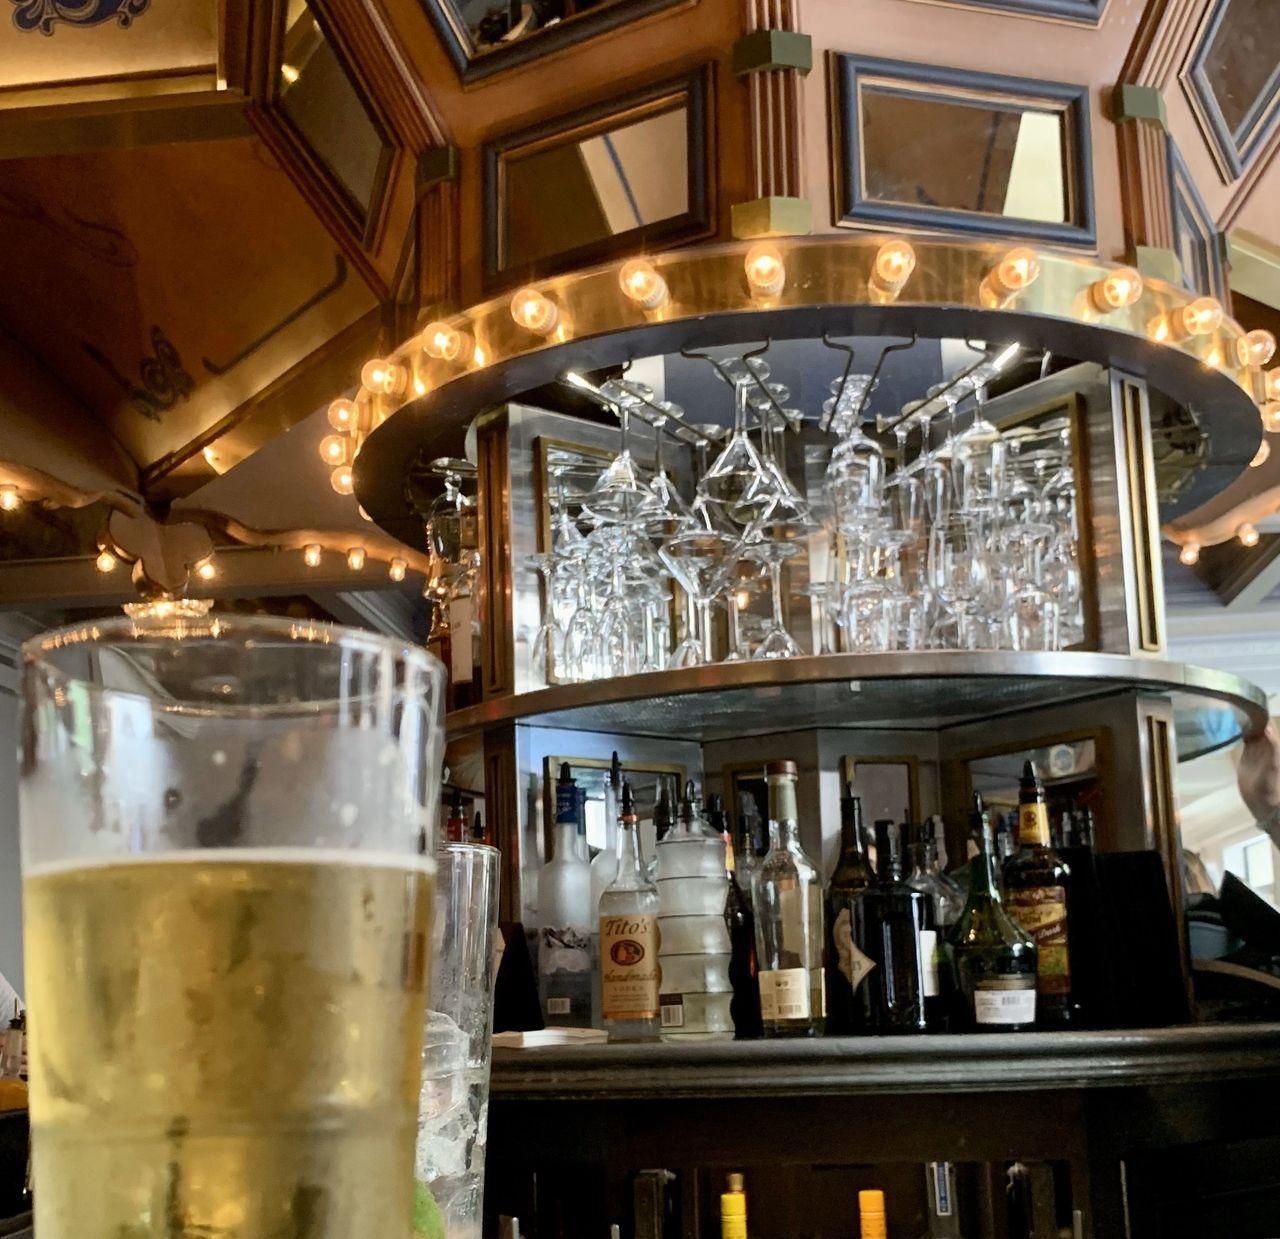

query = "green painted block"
[
  {"left": 1115, "top": 84, "right": 1168, "bottom": 129},
  {"left": 732, "top": 29, "right": 812, "bottom": 76},
  {"left": 731, "top": 196, "right": 813, "bottom": 238}
]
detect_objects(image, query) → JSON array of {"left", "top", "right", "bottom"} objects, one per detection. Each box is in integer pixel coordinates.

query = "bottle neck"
[
  {"left": 553, "top": 820, "right": 580, "bottom": 864},
  {"left": 969, "top": 825, "right": 1002, "bottom": 899},
  {"left": 768, "top": 775, "right": 799, "bottom": 831},
  {"left": 1017, "top": 797, "right": 1051, "bottom": 848},
  {"left": 616, "top": 816, "right": 644, "bottom": 878},
  {"left": 839, "top": 799, "right": 864, "bottom": 858}
]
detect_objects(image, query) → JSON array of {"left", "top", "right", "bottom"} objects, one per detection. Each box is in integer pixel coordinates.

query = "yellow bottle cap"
[{"left": 858, "top": 1189, "right": 886, "bottom": 1239}]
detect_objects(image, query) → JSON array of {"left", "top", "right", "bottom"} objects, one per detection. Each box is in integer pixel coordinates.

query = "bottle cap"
[
  {"left": 858, "top": 1189, "right": 886, "bottom": 1239},
  {"left": 765, "top": 758, "right": 798, "bottom": 778},
  {"left": 859, "top": 1189, "right": 885, "bottom": 1214},
  {"left": 726, "top": 1173, "right": 744, "bottom": 1193},
  {"left": 558, "top": 761, "right": 573, "bottom": 783},
  {"left": 620, "top": 779, "right": 636, "bottom": 816},
  {"left": 610, "top": 750, "right": 622, "bottom": 789}
]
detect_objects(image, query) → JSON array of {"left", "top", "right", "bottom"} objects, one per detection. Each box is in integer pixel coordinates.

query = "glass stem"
[
  {"left": 698, "top": 599, "right": 714, "bottom": 662},
  {"left": 727, "top": 589, "right": 743, "bottom": 656},
  {"left": 770, "top": 557, "right": 785, "bottom": 630}
]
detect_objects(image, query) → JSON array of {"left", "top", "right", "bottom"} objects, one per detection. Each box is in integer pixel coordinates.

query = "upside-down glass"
[{"left": 20, "top": 616, "right": 445, "bottom": 1238}]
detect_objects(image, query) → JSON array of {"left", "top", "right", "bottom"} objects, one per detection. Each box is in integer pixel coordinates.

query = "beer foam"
[{"left": 25, "top": 847, "right": 437, "bottom": 879}]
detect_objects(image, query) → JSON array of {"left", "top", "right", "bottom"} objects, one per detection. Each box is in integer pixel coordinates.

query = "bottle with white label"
[
  {"left": 599, "top": 779, "right": 661, "bottom": 1041},
  {"left": 537, "top": 763, "right": 595, "bottom": 1027},
  {"left": 751, "top": 759, "right": 825, "bottom": 1037},
  {"left": 951, "top": 793, "right": 1038, "bottom": 1032}
]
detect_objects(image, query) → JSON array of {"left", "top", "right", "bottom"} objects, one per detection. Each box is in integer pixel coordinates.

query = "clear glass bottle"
[
  {"left": 657, "top": 781, "right": 733, "bottom": 1039},
  {"left": 537, "top": 763, "right": 594, "bottom": 1027},
  {"left": 906, "top": 818, "right": 964, "bottom": 1032},
  {"left": 952, "top": 794, "right": 1037, "bottom": 1031},
  {"left": 645, "top": 782, "right": 675, "bottom": 883},
  {"left": 826, "top": 786, "right": 875, "bottom": 1035},
  {"left": 1003, "top": 761, "right": 1073, "bottom": 1027},
  {"left": 752, "top": 759, "right": 825, "bottom": 1037},
  {"left": 856, "top": 819, "right": 928, "bottom": 1034},
  {"left": 590, "top": 752, "right": 622, "bottom": 915},
  {"left": 599, "top": 780, "right": 662, "bottom": 1041}
]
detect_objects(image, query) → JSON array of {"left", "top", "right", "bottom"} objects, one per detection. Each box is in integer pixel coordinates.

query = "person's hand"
[{"left": 1238, "top": 720, "right": 1280, "bottom": 822}]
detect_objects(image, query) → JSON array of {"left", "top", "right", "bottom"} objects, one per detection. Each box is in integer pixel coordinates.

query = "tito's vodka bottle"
[
  {"left": 599, "top": 780, "right": 661, "bottom": 1041},
  {"left": 752, "top": 760, "right": 825, "bottom": 1036}
]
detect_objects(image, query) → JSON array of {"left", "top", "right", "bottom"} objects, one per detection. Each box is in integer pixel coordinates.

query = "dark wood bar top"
[{"left": 490, "top": 1023, "right": 1280, "bottom": 1099}]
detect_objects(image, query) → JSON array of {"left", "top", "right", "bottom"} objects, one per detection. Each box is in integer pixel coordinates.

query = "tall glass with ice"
[{"left": 20, "top": 616, "right": 445, "bottom": 1237}]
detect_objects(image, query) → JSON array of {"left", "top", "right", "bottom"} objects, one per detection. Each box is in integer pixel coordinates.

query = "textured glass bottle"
[
  {"left": 599, "top": 780, "right": 661, "bottom": 1041},
  {"left": 656, "top": 782, "right": 733, "bottom": 1039},
  {"left": 826, "top": 787, "right": 875, "bottom": 1035},
  {"left": 1003, "top": 761, "right": 1073, "bottom": 1026},
  {"left": 537, "top": 763, "right": 594, "bottom": 1027},
  {"left": 752, "top": 760, "right": 825, "bottom": 1036},
  {"left": 952, "top": 795, "right": 1038, "bottom": 1030}
]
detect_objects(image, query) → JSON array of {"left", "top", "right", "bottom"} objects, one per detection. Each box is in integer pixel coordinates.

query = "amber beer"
[{"left": 24, "top": 850, "right": 432, "bottom": 1236}]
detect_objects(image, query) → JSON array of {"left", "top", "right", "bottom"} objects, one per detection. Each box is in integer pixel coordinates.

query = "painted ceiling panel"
[
  {"left": 0, "top": 0, "right": 218, "bottom": 90},
  {"left": 0, "top": 135, "right": 377, "bottom": 469}
]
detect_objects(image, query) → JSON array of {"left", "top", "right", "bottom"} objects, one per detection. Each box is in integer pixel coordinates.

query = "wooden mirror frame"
[{"left": 482, "top": 65, "right": 715, "bottom": 289}]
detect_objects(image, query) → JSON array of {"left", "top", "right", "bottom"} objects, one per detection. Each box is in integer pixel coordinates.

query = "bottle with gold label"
[
  {"left": 1003, "top": 760, "right": 1074, "bottom": 1027},
  {"left": 599, "top": 779, "right": 661, "bottom": 1041},
  {"left": 751, "top": 759, "right": 825, "bottom": 1037}
]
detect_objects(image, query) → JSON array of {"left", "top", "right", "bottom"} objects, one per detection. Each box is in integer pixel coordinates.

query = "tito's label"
[
  {"left": 1017, "top": 802, "right": 1051, "bottom": 847},
  {"left": 1006, "top": 885, "right": 1070, "bottom": 994},
  {"left": 600, "top": 914, "right": 660, "bottom": 1020}
]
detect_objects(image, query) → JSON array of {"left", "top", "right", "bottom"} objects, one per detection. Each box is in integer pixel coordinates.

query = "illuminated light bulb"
[
  {"left": 1265, "top": 369, "right": 1280, "bottom": 401},
  {"left": 303, "top": 543, "right": 323, "bottom": 568},
  {"left": 509, "top": 287, "right": 559, "bottom": 336},
  {"left": 868, "top": 239, "right": 916, "bottom": 302},
  {"left": 319, "top": 434, "right": 348, "bottom": 465},
  {"left": 357, "top": 504, "right": 373, "bottom": 522},
  {"left": 1238, "top": 522, "right": 1260, "bottom": 548},
  {"left": 1239, "top": 329, "right": 1277, "bottom": 368},
  {"left": 0, "top": 485, "right": 20, "bottom": 512},
  {"left": 413, "top": 375, "right": 428, "bottom": 397},
  {"left": 1261, "top": 401, "right": 1280, "bottom": 432},
  {"left": 1148, "top": 314, "right": 1171, "bottom": 343},
  {"left": 347, "top": 546, "right": 367, "bottom": 571},
  {"left": 202, "top": 446, "right": 219, "bottom": 468},
  {"left": 1179, "top": 542, "right": 1201, "bottom": 566},
  {"left": 361, "top": 358, "right": 407, "bottom": 397},
  {"left": 330, "top": 464, "right": 355, "bottom": 495},
  {"left": 473, "top": 345, "right": 487, "bottom": 366},
  {"left": 1179, "top": 296, "right": 1223, "bottom": 338},
  {"left": 389, "top": 557, "right": 407, "bottom": 583},
  {"left": 195, "top": 558, "right": 217, "bottom": 582},
  {"left": 744, "top": 242, "right": 785, "bottom": 297},
  {"left": 1251, "top": 440, "right": 1271, "bottom": 468},
  {"left": 328, "top": 398, "right": 358, "bottom": 430},
  {"left": 1090, "top": 267, "right": 1144, "bottom": 312},
  {"left": 979, "top": 247, "right": 1040, "bottom": 307},
  {"left": 95, "top": 549, "right": 117, "bottom": 574},
  {"left": 421, "top": 321, "right": 471, "bottom": 363},
  {"left": 618, "top": 259, "right": 669, "bottom": 310},
  {"left": 280, "top": 63, "right": 300, "bottom": 85}
]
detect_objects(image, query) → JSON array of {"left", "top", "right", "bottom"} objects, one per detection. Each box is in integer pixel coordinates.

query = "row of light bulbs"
[{"left": 300, "top": 542, "right": 408, "bottom": 581}]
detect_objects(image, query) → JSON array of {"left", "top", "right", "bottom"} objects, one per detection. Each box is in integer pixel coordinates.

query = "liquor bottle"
[
  {"left": 906, "top": 819, "right": 964, "bottom": 1032},
  {"left": 444, "top": 787, "right": 467, "bottom": 844},
  {"left": 537, "top": 763, "right": 595, "bottom": 1027},
  {"left": 855, "top": 819, "right": 928, "bottom": 1034},
  {"left": 1003, "top": 762, "right": 1073, "bottom": 1027},
  {"left": 599, "top": 779, "right": 661, "bottom": 1041},
  {"left": 826, "top": 785, "right": 875, "bottom": 1035},
  {"left": 646, "top": 782, "right": 675, "bottom": 883},
  {"left": 951, "top": 795, "right": 1037, "bottom": 1031},
  {"left": 752, "top": 759, "right": 825, "bottom": 1036},
  {"left": 719, "top": 797, "right": 763, "bottom": 1039},
  {"left": 721, "top": 1173, "right": 748, "bottom": 1239},
  {"left": 735, "top": 790, "right": 767, "bottom": 916},
  {"left": 590, "top": 753, "right": 623, "bottom": 914},
  {"left": 657, "top": 781, "right": 733, "bottom": 1039},
  {"left": 858, "top": 1189, "right": 887, "bottom": 1239}
]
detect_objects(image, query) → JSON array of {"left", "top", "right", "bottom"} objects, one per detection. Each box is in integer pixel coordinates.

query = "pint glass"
[{"left": 20, "top": 616, "right": 446, "bottom": 1236}]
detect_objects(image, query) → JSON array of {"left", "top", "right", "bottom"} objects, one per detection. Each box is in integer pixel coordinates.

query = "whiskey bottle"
[
  {"left": 952, "top": 794, "right": 1037, "bottom": 1031},
  {"left": 752, "top": 759, "right": 825, "bottom": 1036},
  {"left": 599, "top": 779, "right": 661, "bottom": 1041},
  {"left": 825, "top": 785, "right": 875, "bottom": 1035},
  {"left": 856, "top": 819, "right": 928, "bottom": 1034},
  {"left": 1003, "top": 761, "right": 1073, "bottom": 1027}
]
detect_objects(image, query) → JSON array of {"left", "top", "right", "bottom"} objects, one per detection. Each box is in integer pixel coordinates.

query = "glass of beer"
[{"left": 19, "top": 615, "right": 446, "bottom": 1237}]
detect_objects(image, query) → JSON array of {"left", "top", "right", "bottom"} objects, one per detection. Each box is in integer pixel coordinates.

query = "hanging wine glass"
[
  {"left": 748, "top": 538, "right": 803, "bottom": 659},
  {"left": 581, "top": 399, "right": 662, "bottom": 526}
]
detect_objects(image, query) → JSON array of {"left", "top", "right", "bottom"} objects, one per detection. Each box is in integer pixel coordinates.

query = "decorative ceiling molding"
[{"left": 6, "top": 0, "right": 151, "bottom": 36}]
